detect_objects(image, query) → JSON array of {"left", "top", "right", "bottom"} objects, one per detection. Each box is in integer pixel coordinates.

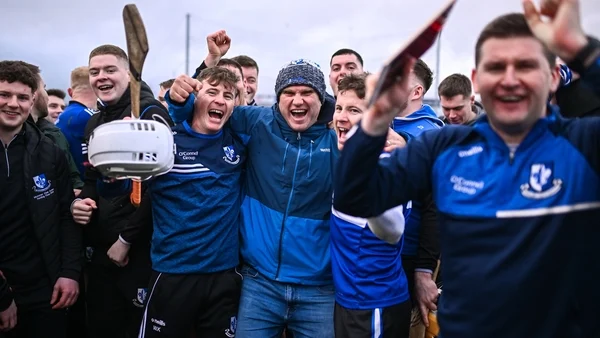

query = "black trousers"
[
  {"left": 334, "top": 301, "right": 412, "bottom": 338},
  {"left": 139, "top": 268, "right": 242, "bottom": 338},
  {"left": 86, "top": 248, "right": 151, "bottom": 338},
  {"left": 0, "top": 278, "right": 67, "bottom": 338}
]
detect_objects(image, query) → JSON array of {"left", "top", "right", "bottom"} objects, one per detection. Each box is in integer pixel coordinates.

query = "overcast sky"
[{"left": 2, "top": 0, "right": 599, "bottom": 101}]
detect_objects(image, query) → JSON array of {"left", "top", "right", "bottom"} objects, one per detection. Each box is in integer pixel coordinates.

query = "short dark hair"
[
  {"left": 0, "top": 61, "right": 39, "bottom": 93},
  {"left": 413, "top": 59, "right": 433, "bottom": 93},
  {"left": 15, "top": 61, "right": 40, "bottom": 77},
  {"left": 89, "top": 44, "right": 128, "bottom": 62},
  {"left": 159, "top": 79, "right": 175, "bottom": 89},
  {"left": 197, "top": 67, "right": 240, "bottom": 96},
  {"left": 217, "top": 58, "right": 244, "bottom": 81},
  {"left": 330, "top": 48, "right": 364, "bottom": 67},
  {"left": 337, "top": 73, "right": 368, "bottom": 99},
  {"left": 475, "top": 13, "right": 555, "bottom": 67},
  {"left": 231, "top": 55, "right": 259, "bottom": 74},
  {"left": 438, "top": 73, "right": 472, "bottom": 98},
  {"left": 47, "top": 88, "right": 66, "bottom": 99}
]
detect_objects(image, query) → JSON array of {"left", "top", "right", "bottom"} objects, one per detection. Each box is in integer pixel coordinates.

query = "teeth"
[
  {"left": 208, "top": 109, "right": 223, "bottom": 116},
  {"left": 98, "top": 85, "right": 112, "bottom": 90},
  {"left": 337, "top": 127, "right": 348, "bottom": 132},
  {"left": 291, "top": 110, "right": 307, "bottom": 114},
  {"left": 499, "top": 95, "right": 522, "bottom": 102}
]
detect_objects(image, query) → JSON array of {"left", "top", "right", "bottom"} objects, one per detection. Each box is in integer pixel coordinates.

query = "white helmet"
[{"left": 87, "top": 119, "right": 175, "bottom": 180}]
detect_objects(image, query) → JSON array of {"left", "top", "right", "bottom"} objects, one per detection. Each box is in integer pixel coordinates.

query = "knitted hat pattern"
[{"left": 274, "top": 59, "right": 326, "bottom": 102}]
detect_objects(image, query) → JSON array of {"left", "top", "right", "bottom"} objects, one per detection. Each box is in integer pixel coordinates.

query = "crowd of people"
[{"left": 1, "top": 0, "right": 600, "bottom": 337}]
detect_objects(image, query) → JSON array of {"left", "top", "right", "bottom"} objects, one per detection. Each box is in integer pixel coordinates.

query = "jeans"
[{"left": 236, "top": 265, "right": 334, "bottom": 338}]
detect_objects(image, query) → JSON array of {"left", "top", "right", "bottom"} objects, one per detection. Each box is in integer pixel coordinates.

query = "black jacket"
[
  {"left": 23, "top": 121, "right": 81, "bottom": 282},
  {"left": 0, "top": 276, "right": 11, "bottom": 311},
  {"left": 79, "top": 82, "right": 173, "bottom": 255},
  {"left": 35, "top": 118, "right": 85, "bottom": 189}
]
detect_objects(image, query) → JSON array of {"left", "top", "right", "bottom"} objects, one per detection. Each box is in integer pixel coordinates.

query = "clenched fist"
[
  {"left": 71, "top": 198, "right": 97, "bottom": 225},
  {"left": 168, "top": 75, "right": 203, "bottom": 104},
  {"left": 205, "top": 30, "right": 232, "bottom": 67}
]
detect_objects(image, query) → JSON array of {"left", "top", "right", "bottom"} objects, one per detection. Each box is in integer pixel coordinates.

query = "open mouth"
[
  {"left": 98, "top": 84, "right": 114, "bottom": 93},
  {"left": 291, "top": 109, "right": 307, "bottom": 118},
  {"left": 336, "top": 126, "right": 349, "bottom": 140},
  {"left": 208, "top": 109, "right": 224, "bottom": 120}
]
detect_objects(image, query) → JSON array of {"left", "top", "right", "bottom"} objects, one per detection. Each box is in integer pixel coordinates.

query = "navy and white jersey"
[
  {"left": 334, "top": 97, "right": 600, "bottom": 337},
  {"left": 150, "top": 120, "right": 247, "bottom": 274},
  {"left": 330, "top": 201, "right": 411, "bottom": 310}
]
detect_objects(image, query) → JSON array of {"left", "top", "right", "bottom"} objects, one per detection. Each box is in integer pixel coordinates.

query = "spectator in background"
[{"left": 46, "top": 88, "right": 67, "bottom": 123}]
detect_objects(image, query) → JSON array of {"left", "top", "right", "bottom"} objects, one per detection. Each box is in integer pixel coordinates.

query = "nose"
[
  {"left": 500, "top": 66, "right": 519, "bottom": 88},
  {"left": 292, "top": 93, "right": 303, "bottom": 106},
  {"left": 214, "top": 93, "right": 226, "bottom": 105},
  {"left": 7, "top": 94, "right": 19, "bottom": 108}
]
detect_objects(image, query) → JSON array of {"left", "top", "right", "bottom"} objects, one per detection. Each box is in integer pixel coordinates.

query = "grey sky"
[{"left": 2, "top": 0, "right": 599, "bottom": 102}]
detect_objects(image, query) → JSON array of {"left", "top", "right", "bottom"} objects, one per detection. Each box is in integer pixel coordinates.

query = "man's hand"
[
  {"left": 523, "top": 0, "right": 588, "bottom": 62},
  {"left": 205, "top": 30, "right": 231, "bottom": 67},
  {"left": 383, "top": 128, "right": 407, "bottom": 153},
  {"left": 169, "top": 75, "right": 202, "bottom": 104},
  {"left": 414, "top": 271, "right": 439, "bottom": 327},
  {"left": 0, "top": 300, "right": 17, "bottom": 332},
  {"left": 107, "top": 239, "right": 131, "bottom": 267},
  {"left": 362, "top": 58, "right": 416, "bottom": 137},
  {"left": 51, "top": 278, "right": 79, "bottom": 310},
  {"left": 71, "top": 198, "right": 97, "bottom": 225}
]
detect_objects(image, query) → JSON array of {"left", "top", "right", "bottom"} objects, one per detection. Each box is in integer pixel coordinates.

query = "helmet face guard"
[{"left": 88, "top": 120, "right": 175, "bottom": 180}]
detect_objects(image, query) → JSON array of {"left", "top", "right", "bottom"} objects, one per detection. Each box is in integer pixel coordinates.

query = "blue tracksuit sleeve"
[
  {"left": 165, "top": 90, "right": 195, "bottom": 124},
  {"left": 333, "top": 122, "right": 436, "bottom": 218}
]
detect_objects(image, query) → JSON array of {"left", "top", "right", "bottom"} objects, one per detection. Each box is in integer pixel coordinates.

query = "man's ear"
[
  {"left": 471, "top": 68, "right": 479, "bottom": 94},
  {"left": 68, "top": 88, "right": 73, "bottom": 98}
]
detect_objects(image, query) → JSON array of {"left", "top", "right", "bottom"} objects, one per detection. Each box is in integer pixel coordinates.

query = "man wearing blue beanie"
[{"left": 165, "top": 57, "right": 338, "bottom": 337}]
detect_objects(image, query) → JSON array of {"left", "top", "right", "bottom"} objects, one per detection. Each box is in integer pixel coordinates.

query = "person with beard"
[
  {"left": 17, "top": 62, "right": 84, "bottom": 196},
  {"left": 0, "top": 60, "right": 82, "bottom": 338},
  {"left": 69, "top": 44, "right": 173, "bottom": 338}
]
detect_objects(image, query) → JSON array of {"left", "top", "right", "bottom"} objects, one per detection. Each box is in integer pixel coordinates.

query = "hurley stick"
[{"left": 123, "top": 4, "right": 149, "bottom": 207}]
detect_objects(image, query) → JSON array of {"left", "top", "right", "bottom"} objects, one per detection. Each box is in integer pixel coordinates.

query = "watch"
[{"left": 566, "top": 36, "right": 600, "bottom": 75}]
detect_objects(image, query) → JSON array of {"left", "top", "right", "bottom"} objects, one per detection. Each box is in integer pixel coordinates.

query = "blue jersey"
[
  {"left": 55, "top": 101, "right": 95, "bottom": 179},
  {"left": 150, "top": 121, "right": 247, "bottom": 274},
  {"left": 334, "top": 93, "right": 600, "bottom": 338},
  {"left": 392, "top": 104, "right": 443, "bottom": 256},
  {"left": 330, "top": 201, "right": 411, "bottom": 310}
]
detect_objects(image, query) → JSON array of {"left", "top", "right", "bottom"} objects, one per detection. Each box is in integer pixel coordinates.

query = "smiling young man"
[
  {"left": 329, "top": 49, "right": 364, "bottom": 98},
  {"left": 0, "top": 60, "right": 82, "bottom": 338},
  {"left": 330, "top": 74, "right": 412, "bottom": 338},
  {"left": 46, "top": 89, "right": 67, "bottom": 124},
  {"left": 333, "top": 0, "right": 600, "bottom": 336},
  {"left": 123, "top": 66, "right": 248, "bottom": 338},
  {"left": 69, "top": 44, "right": 173, "bottom": 338}
]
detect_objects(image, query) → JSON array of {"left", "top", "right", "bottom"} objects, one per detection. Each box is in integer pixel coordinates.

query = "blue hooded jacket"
[
  {"left": 391, "top": 104, "right": 444, "bottom": 256},
  {"left": 166, "top": 92, "right": 339, "bottom": 285}
]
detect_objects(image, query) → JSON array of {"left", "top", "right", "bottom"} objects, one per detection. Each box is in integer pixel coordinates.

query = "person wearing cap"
[{"left": 166, "top": 55, "right": 337, "bottom": 337}]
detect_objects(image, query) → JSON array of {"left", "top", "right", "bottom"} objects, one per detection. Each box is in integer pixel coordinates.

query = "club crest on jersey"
[
  {"left": 132, "top": 288, "right": 147, "bottom": 308},
  {"left": 33, "top": 174, "right": 51, "bottom": 192},
  {"left": 225, "top": 316, "right": 236, "bottom": 338},
  {"left": 223, "top": 145, "right": 240, "bottom": 165},
  {"left": 520, "top": 162, "right": 562, "bottom": 199}
]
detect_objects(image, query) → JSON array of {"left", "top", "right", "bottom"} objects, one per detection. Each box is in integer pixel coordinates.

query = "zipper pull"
[{"left": 297, "top": 132, "right": 301, "bottom": 140}]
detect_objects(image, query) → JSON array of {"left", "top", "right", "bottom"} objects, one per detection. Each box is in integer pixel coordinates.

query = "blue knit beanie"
[{"left": 275, "top": 59, "right": 326, "bottom": 103}]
